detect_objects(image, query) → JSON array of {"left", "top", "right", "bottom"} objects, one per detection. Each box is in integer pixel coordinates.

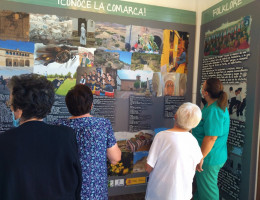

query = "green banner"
[
  {"left": 202, "top": 0, "right": 255, "bottom": 24},
  {"left": 6, "top": 0, "right": 196, "bottom": 25}
]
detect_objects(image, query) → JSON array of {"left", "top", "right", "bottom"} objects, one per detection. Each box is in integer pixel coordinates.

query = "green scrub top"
[{"left": 192, "top": 101, "right": 230, "bottom": 166}]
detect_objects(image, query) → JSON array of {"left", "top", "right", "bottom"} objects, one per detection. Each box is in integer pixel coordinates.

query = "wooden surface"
[{"left": 109, "top": 193, "right": 145, "bottom": 200}]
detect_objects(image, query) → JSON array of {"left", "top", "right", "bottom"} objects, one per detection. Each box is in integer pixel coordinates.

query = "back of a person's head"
[
  {"left": 8, "top": 73, "right": 55, "bottom": 120},
  {"left": 205, "top": 78, "right": 228, "bottom": 111},
  {"left": 65, "top": 84, "right": 93, "bottom": 116},
  {"left": 175, "top": 102, "right": 202, "bottom": 131}
]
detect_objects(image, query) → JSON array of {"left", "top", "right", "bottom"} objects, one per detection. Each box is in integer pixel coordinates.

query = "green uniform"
[{"left": 192, "top": 101, "right": 230, "bottom": 200}]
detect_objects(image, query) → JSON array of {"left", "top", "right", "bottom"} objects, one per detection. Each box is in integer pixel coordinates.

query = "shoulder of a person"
[
  {"left": 51, "top": 118, "right": 67, "bottom": 125},
  {"left": 187, "top": 132, "right": 200, "bottom": 143},
  {"left": 0, "top": 127, "right": 17, "bottom": 139},
  {"left": 154, "top": 130, "right": 172, "bottom": 141},
  {"left": 95, "top": 117, "right": 111, "bottom": 124},
  {"left": 207, "top": 103, "right": 224, "bottom": 114},
  {"left": 155, "top": 130, "right": 168, "bottom": 137},
  {"left": 49, "top": 123, "right": 74, "bottom": 135}
]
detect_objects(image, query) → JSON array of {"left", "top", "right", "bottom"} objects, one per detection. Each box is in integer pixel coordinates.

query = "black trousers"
[
  {"left": 229, "top": 97, "right": 237, "bottom": 114},
  {"left": 238, "top": 98, "right": 246, "bottom": 116}
]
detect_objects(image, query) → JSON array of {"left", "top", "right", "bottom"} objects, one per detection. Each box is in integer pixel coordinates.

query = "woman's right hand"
[{"left": 196, "top": 158, "right": 204, "bottom": 172}]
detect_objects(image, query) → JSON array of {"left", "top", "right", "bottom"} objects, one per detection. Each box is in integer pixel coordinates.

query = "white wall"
[{"left": 192, "top": 0, "right": 223, "bottom": 102}]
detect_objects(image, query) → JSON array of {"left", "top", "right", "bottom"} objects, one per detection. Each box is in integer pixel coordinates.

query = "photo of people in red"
[
  {"left": 204, "top": 16, "right": 251, "bottom": 56},
  {"left": 77, "top": 67, "right": 116, "bottom": 98}
]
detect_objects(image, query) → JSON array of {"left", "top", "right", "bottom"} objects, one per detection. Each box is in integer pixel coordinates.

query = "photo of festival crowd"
[
  {"left": 204, "top": 16, "right": 251, "bottom": 56},
  {"left": 125, "top": 25, "right": 163, "bottom": 54}
]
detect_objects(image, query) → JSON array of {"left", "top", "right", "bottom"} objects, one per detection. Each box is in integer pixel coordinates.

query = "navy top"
[
  {"left": 54, "top": 117, "right": 117, "bottom": 200},
  {"left": 0, "top": 121, "right": 82, "bottom": 200}
]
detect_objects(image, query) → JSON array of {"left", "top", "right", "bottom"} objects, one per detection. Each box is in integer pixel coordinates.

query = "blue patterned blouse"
[{"left": 53, "top": 117, "right": 116, "bottom": 200}]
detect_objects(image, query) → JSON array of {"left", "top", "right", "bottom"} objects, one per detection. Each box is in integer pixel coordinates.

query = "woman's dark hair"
[
  {"left": 65, "top": 84, "right": 93, "bottom": 116},
  {"left": 205, "top": 78, "right": 228, "bottom": 111},
  {"left": 8, "top": 74, "right": 55, "bottom": 120}
]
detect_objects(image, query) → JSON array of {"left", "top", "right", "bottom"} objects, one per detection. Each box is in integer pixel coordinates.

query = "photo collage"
[
  {"left": 0, "top": 10, "right": 189, "bottom": 98},
  {"left": 0, "top": 10, "right": 190, "bottom": 176}
]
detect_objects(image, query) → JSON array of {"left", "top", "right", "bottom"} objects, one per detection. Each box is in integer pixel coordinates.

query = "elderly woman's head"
[
  {"left": 65, "top": 84, "right": 93, "bottom": 116},
  {"left": 8, "top": 74, "right": 55, "bottom": 121},
  {"left": 175, "top": 103, "right": 202, "bottom": 131}
]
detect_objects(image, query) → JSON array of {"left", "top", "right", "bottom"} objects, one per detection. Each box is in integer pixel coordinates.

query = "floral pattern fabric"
[{"left": 53, "top": 117, "right": 116, "bottom": 200}]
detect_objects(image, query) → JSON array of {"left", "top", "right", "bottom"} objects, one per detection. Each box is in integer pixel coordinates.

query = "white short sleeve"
[{"left": 146, "top": 133, "right": 162, "bottom": 168}]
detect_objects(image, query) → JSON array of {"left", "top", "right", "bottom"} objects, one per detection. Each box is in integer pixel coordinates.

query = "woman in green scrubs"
[{"left": 193, "top": 78, "right": 230, "bottom": 200}]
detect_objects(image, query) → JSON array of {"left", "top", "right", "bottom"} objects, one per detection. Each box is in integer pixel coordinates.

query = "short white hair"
[{"left": 175, "top": 102, "right": 202, "bottom": 130}]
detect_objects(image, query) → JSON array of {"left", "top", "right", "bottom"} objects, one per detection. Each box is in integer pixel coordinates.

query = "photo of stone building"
[
  {"left": 119, "top": 75, "right": 140, "bottom": 91},
  {"left": 0, "top": 48, "right": 34, "bottom": 67}
]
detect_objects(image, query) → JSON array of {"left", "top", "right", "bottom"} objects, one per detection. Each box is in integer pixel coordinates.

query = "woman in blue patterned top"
[{"left": 54, "top": 84, "right": 121, "bottom": 200}]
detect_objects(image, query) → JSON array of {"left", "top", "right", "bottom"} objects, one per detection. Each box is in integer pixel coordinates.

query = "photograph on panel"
[
  {"left": 161, "top": 30, "right": 189, "bottom": 74},
  {"left": 0, "top": 39, "right": 34, "bottom": 126},
  {"left": 133, "top": 151, "right": 149, "bottom": 173},
  {"left": 224, "top": 82, "right": 247, "bottom": 122},
  {"left": 30, "top": 14, "right": 73, "bottom": 45},
  {"left": 71, "top": 18, "right": 95, "bottom": 48},
  {"left": 0, "top": 40, "right": 35, "bottom": 94},
  {"left": 151, "top": 72, "right": 163, "bottom": 97},
  {"left": 107, "top": 152, "right": 133, "bottom": 176},
  {"left": 94, "top": 21, "right": 126, "bottom": 50},
  {"left": 116, "top": 70, "right": 160, "bottom": 98},
  {"left": 162, "top": 72, "right": 185, "bottom": 96},
  {"left": 204, "top": 15, "right": 251, "bottom": 56},
  {"left": 78, "top": 47, "right": 95, "bottom": 67},
  {"left": 179, "top": 73, "right": 187, "bottom": 96},
  {"left": 125, "top": 25, "right": 163, "bottom": 54},
  {"left": 76, "top": 66, "right": 117, "bottom": 98},
  {"left": 33, "top": 43, "right": 79, "bottom": 96},
  {"left": 0, "top": 10, "right": 29, "bottom": 41},
  {"left": 94, "top": 49, "right": 132, "bottom": 70},
  {"left": 131, "top": 52, "right": 161, "bottom": 72},
  {"left": 114, "top": 130, "right": 154, "bottom": 153}
]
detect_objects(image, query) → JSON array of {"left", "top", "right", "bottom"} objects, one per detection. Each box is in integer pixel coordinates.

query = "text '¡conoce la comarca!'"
[{"left": 57, "top": 0, "right": 147, "bottom": 16}]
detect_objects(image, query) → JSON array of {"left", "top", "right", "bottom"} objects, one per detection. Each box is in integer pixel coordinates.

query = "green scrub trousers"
[{"left": 193, "top": 164, "right": 224, "bottom": 200}]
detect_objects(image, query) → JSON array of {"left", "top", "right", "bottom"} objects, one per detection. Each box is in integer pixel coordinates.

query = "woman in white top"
[{"left": 145, "top": 103, "right": 203, "bottom": 200}]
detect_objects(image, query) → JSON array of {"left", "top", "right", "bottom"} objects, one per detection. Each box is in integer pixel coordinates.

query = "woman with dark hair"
[
  {"left": 54, "top": 84, "right": 121, "bottom": 200},
  {"left": 0, "top": 74, "right": 82, "bottom": 200},
  {"left": 193, "top": 78, "right": 230, "bottom": 200}
]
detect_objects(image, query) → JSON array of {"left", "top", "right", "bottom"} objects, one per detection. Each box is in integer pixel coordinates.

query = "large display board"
[
  {"left": 0, "top": 0, "right": 196, "bottom": 195},
  {"left": 198, "top": 0, "right": 260, "bottom": 199}
]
